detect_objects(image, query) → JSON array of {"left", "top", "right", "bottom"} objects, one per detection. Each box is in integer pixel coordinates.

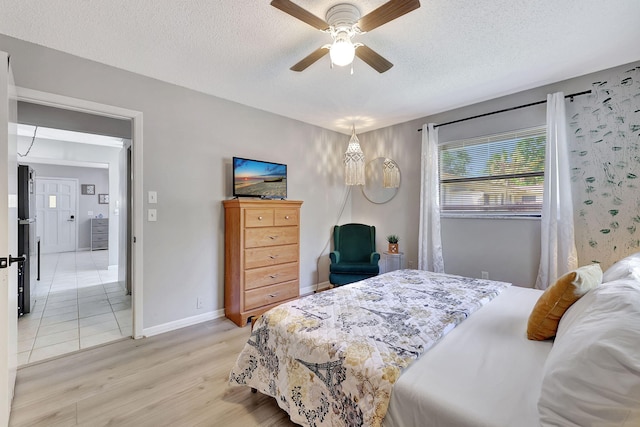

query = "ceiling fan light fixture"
[
  {"left": 329, "top": 32, "right": 355, "bottom": 67},
  {"left": 273, "top": 0, "right": 420, "bottom": 73}
]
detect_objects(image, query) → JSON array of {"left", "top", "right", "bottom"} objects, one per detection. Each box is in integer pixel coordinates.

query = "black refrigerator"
[{"left": 18, "top": 164, "right": 37, "bottom": 316}]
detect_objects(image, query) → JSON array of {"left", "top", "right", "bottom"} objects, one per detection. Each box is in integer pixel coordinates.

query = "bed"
[
  {"left": 384, "top": 285, "right": 549, "bottom": 427},
  {"left": 229, "top": 263, "right": 640, "bottom": 427}
]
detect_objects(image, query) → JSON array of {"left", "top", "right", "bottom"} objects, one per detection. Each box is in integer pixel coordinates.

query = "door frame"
[
  {"left": 1, "top": 50, "right": 19, "bottom": 427},
  {"left": 35, "top": 176, "right": 79, "bottom": 254},
  {"left": 16, "top": 87, "right": 144, "bottom": 339}
]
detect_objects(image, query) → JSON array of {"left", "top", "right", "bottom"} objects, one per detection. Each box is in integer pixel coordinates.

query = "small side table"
[{"left": 383, "top": 251, "right": 404, "bottom": 273}]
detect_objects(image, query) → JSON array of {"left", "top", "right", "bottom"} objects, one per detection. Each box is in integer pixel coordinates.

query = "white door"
[
  {"left": 36, "top": 178, "right": 77, "bottom": 253},
  {"left": 1, "top": 51, "right": 19, "bottom": 427}
]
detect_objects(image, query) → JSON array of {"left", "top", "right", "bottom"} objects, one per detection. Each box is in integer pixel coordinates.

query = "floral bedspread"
[{"left": 229, "top": 269, "right": 510, "bottom": 427}]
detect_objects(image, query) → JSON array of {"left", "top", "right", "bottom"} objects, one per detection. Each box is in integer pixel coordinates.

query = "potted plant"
[{"left": 387, "top": 235, "right": 399, "bottom": 253}]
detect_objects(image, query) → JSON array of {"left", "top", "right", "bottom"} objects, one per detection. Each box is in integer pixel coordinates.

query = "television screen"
[{"left": 233, "top": 157, "right": 287, "bottom": 199}]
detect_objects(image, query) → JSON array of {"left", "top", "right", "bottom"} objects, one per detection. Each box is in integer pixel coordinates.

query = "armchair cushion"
[{"left": 330, "top": 262, "right": 380, "bottom": 275}]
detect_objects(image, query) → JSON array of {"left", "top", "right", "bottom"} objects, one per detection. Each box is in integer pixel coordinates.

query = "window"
[{"left": 438, "top": 126, "right": 546, "bottom": 215}]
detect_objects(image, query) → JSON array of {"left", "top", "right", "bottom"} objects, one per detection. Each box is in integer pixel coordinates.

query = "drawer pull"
[
  {"left": 268, "top": 293, "right": 279, "bottom": 298},
  {"left": 269, "top": 255, "right": 279, "bottom": 259},
  {"left": 269, "top": 274, "right": 279, "bottom": 279},
  {"left": 258, "top": 216, "right": 263, "bottom": 220},
  {"left": 269, "top": 235, "right": 278, "bottom": 240},
  {"left": 284, "top": 215, "right": 290, "bottom": 220}
]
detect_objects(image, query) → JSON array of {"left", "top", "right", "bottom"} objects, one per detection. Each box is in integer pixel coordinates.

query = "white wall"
[
  {"left": 24, "top": 163, "right": 109, "bottom": 249},
  {"left": 0, "top": 35, "right": 348, "bottom": 329},
  {"left": 17, "top": 136, "right": 122, "bottom": 266}
]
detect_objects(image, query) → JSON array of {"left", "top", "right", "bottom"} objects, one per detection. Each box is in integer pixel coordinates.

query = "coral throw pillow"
[{"left": 527, "top": 264, "right": 602, "bottom": 340}]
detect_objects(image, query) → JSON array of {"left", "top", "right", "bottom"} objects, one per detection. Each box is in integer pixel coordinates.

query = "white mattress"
[{"left": 384, "top": 286, "right": 552, "bottom": 427}]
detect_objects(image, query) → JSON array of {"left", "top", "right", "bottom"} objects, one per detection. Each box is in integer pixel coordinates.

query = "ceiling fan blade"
[
  {"left": 355, "top": 45, "right": 393, "bottom": 73},
  {"left": 357, "top": 0, "right": 421, "bottom": 32},
  {"left": 290, "top": 47, "right": 329, "bottom": 72},
  {"left": 270, "top": 0, "right": 329, "bottom": 31}
]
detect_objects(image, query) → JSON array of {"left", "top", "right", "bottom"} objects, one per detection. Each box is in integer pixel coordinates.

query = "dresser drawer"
[
  {"left": 244, "top": 209, "right": 274, "bottom": 227},
  {"left": 92, "top": 241, "right": 108, "bottom": 249},
  {"left": 244, "top": 244, "right": 298, "bottom": 270},
  {"left": 245, "top": 226, "right": 298, "bottom": 248},
  {"left": 244, "top": 280, "right": 298, "bottom": 310},
  {"left": 274, "top": 208, "right": 299, "bottom": 226},
  {"left": 92, "top": 225, "right": 108, "bottom": 233},
  {"left": 244, "top": 262, "right": 298, "bottom": 290},
  {"left": 92, "top": 218, "right": 108, "bottom": 227},
  {"left": 92, "top": 234, "right": 108, "bottom": 243}
]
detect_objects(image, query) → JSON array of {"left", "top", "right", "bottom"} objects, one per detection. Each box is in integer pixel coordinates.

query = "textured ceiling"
[{"left": 1, "top": 0, "right": 639, "bottom": 134}]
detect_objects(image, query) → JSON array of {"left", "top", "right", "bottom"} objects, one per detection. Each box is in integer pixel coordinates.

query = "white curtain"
[
  {"left": 535, "top": 92, "right": 578, "bottom": 289},
  {"left": 418, "top": 123, "right": 445, "bottom": 273}
]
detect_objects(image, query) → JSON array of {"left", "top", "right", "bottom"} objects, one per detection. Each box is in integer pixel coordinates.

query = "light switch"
[
  {"left": 148, "top": 191, "right": 157, "bottom": 204},
  {"left": 88, "top": 211, "right": 94, "bottom": 217},
  {"left": 148, "top": 209, "right": 157, "bottom": 222}
]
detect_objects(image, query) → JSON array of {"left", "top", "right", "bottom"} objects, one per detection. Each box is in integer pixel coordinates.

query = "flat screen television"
[{"left": 233, "top": 157, "right": 287, "bottom": 199}]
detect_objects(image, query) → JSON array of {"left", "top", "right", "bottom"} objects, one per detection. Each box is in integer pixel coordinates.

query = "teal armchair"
[{"left": 329, "top": 223, "right": 380, "bottom": 286}]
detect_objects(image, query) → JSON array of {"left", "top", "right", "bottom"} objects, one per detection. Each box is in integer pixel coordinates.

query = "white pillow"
[
  {"left": 538, "top": 279, "right": 640, "bottom": 426},
  {"left": 602, "top": 251, "right": 640, "bottom": 283}
]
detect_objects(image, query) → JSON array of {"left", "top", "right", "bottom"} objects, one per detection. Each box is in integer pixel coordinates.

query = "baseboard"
[
  {"left": 108, "top": 264, "right": 118, "bottom": 272},
  {"left": 301, "top": 281, "right": 331, "bottom": 296},
  {"left": 142, "top": 309, "right": 225, "bottom": 337}
]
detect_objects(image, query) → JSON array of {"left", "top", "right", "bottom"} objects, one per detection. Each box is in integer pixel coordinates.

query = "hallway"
[{"left": 17, "top": 251, "right": 131, "bottom": 365}]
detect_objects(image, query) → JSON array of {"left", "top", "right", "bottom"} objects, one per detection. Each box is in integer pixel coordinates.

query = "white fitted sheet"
[{"left": 384, "top": 286, "right": 552, "bottom": 427}]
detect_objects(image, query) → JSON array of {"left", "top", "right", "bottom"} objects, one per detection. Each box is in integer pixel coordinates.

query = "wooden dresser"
[{"left": 223, "top": 199, "right": 303, "bottom": 326}]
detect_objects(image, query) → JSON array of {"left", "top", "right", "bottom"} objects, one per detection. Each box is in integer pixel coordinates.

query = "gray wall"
[
  {"left": 3, "top": 33, "right": 637, "bottom": 330},
  {"left": 355, "top": 60, "right": 640, "bottom": 287},
  {"left": 18, "top": 101, "right": 131, "bottom": 139},
  {"left": 0, "top": 35, "right": 347, "bottom": 329},
  {"left": 26, "top": 163, "right": 109, "bottom": 250}
]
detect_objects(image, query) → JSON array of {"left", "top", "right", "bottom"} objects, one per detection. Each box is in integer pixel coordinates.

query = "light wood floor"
[{"left": 9, "top": 317, "right": 298, "bottom": 427}]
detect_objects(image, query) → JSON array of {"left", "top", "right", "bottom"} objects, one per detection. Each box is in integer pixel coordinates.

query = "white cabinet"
[{"left": 383, "top": 251, "right": 404, "bottom": 273}]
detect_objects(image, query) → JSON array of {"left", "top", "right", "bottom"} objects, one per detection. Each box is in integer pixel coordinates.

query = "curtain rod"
[{"left": 417, "top": 90, "right": 592, "bottom": 131}]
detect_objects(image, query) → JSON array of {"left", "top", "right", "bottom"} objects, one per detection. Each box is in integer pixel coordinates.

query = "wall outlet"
[
  {"left": 196, "top": 297, "right": 203, "bottom": 309},
  {"left": 408, "top": 260, "right": 415, "bottom": 269},
  {"left": 481, "top": 271, "right": 489, "bottom": 279}
]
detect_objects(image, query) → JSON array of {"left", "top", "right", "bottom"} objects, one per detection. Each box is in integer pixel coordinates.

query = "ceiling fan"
[{"left": 271, "top": 0, "right": 421, "bottom": 74}]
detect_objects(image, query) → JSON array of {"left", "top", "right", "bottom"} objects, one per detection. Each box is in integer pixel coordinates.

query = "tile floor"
[{"left": 17, "top": 250, "right": 132, "bottom": 366}]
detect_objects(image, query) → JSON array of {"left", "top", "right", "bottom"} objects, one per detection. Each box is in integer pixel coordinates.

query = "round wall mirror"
[{"left": 362, "top": 157, "right": 401, "bottom": 204}]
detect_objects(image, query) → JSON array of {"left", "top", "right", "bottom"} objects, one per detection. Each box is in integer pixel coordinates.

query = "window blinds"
[{"left": 438, "top": 126, "right": 546, "bottom": 214}]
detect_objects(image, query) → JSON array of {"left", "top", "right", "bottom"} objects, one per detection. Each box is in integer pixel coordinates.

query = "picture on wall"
[
  {"left": 81, "top": 184, "right": 95, "bottom": 195},
  {"left": 98, "top": 194, "right": 109, "bottom": 204}
]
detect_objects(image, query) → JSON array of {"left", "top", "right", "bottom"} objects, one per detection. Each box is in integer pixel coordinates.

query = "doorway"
[
  {"left": 16, "top": 130, "right": 131, "bottom": 364},
  {"left": 11, "top": 90, "right": 143, "bottom": 366}
]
